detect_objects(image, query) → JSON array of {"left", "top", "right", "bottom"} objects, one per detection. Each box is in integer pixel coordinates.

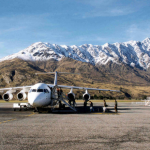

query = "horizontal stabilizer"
[
  {"left": 35, "top": 72, "right": 80, "bottom": 75},
  {"left": 35, "top": 71, "right": 80, "bottom": 86}
]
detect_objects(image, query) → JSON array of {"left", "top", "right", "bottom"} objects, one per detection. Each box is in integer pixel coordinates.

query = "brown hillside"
[{"left": 0, "top": 58, "right": 150, "bottom": 99}]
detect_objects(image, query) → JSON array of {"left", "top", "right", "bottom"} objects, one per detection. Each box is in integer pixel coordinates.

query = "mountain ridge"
[{"left": 1, "top": 38, "right": 150, "bottom": 70}]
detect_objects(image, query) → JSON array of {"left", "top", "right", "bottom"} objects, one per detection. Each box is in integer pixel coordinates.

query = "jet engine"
[
  {"left": 3, "top": 92, "right": 13, "bottom": 101},
  {"left": 67, "top": 89, "right": 75, "bottom": 100},
  {"left": 17, "top": 90, "right": 27, "bottom": 101},
  {"left": 83, "top": 90, "right": 90, "bottom": 101}
]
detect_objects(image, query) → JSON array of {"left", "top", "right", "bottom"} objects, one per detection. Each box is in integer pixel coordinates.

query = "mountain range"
[
  {"left": 1, "top": 38, "right": 150, "bottom": 70},
  {"left": 1, "top": 38, "right": 150, "bottom": 99}
]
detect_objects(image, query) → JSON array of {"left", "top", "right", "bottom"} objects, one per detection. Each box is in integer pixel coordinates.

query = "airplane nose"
[
  {"left": 32, "top": 99, "right": 39, "bottom": 107},
  {"left": 28, "top": 94, "right": 43, "bottom": 107}
]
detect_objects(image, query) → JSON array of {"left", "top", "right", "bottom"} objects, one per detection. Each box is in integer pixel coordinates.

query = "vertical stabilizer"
[
  {"left": 35, "top": 71, "right": 79, "bottom": 86},
  {"left": 54, "top": 71, "right": 58, "bottom": 86}
]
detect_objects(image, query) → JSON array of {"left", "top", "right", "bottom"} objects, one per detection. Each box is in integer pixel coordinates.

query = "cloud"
[
  {"left": 0, "top": 14, "right": 54, "bottom": 35},
  {"left": 82, "top": 8, "right": 134, "bottom": 18},
  {"left": 77, "top": 0, "right": 147, "bottom": 18},
  {"left": 126, "top": 24, "right": 150, "bottom": 41},
  {"left": 0, "top": 16, "right": 28, "bottom": 35},
  {"left": 0, "top": 27, "right": 26, "bottom": 35}
]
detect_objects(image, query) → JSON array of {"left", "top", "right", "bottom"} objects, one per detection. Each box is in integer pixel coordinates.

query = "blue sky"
[{"left": 0, "top": 0, "right": 150, "bottom": 58}]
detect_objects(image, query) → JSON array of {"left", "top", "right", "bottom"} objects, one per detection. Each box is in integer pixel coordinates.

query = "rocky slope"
[{"left": 0, "top": 58, "right": 150, "bottom": 99}]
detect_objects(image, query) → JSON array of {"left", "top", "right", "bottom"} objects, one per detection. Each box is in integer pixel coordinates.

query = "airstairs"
[
  {"left": 61, "top": 93, "right": 77, "bottom": 111},
  {"left": 51, "top": 88, "right": 77, "bottom": 112}
]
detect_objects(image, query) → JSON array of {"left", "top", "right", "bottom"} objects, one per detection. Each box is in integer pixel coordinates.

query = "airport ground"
[{"left": 0, "top": 101, "right": 150, "bottom": 150}]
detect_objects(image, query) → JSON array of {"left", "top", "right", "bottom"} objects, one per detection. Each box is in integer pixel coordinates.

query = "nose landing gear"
[{"left": 34, "top": 107, "right": 40, "bottom": 113}]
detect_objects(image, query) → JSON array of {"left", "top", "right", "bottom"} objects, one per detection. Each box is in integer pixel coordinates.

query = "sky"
[{"left": 0, "top": 0, "right": 150, "bottom": 58}]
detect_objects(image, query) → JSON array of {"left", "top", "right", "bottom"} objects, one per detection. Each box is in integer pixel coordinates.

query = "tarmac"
[{"left": 0, "top": 102, "right": 150, "bottom": 150}]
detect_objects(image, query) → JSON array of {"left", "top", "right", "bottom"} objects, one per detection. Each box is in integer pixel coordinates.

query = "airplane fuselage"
[{"left": 28, "top": 83, "right": 51, "bottom": 107}]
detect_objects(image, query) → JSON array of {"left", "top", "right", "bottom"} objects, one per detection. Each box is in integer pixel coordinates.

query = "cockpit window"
[
  {"left": 37, "top": 89, "right": 43, "bottom": 92},
  {"left": 29, "top": 89, "right": 49, "bottom": 93},
  {"left": 44, "top": 89, "right": 49, "bottom": 93},
  {"left": 32, "top": 89, "right": 36, "bottom": 92},
  {"left": 46, "top": 89, "right": 49, "bottom": 93}
]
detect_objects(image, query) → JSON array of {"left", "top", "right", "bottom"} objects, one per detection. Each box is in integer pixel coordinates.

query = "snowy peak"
[
  {"left": 143, "top": 37, "right": 150, "bottom": 43},
  {"left": 1, "top": 38, "right": 150, "bottom": 70}
]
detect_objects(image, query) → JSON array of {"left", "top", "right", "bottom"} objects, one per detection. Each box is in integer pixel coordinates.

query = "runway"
[{"left": 0, "top": 102, "right": 150, "bottom": 150}]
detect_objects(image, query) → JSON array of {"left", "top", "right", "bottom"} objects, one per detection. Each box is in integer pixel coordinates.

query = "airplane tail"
[{"left": 35, "top": 71, "right": 80, "bottom": 86}]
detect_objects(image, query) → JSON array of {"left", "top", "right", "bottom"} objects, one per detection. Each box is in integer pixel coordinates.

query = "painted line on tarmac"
[
  {"left": 0, "top": 119, "right": 17, "bottom": 124},
  {"left": 26, "top": 112, "right": 35, "bottom": 117},
  {"left": 0, "top": 112, "right": 35, "bottom": 125}
]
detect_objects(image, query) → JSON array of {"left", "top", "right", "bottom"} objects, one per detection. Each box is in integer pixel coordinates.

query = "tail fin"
[{"left": 35, "top": 71, "right": 80, "bottom": 86}]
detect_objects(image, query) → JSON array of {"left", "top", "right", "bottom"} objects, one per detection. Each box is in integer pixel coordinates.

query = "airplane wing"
[
  {"left": 0, "top": 83, "right": 56, "bottom": 92},
  {"left": 55, "top": 84, "right": 120, "bottom": 92},
  {"left": 0, "top": 86, "right": 32, "bottom": 92}
]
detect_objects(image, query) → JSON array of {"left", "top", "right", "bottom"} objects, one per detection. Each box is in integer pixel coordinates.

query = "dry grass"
[{"left": 1, "top": 58, "right": 150, "bottom": 99}]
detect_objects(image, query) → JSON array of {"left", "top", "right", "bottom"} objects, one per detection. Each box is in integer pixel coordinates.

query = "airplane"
[{"left": 0, "top": 71, "right": 120, "bottom": 112}]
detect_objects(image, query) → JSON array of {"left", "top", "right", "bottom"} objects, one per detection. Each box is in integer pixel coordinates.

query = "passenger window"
[
  {"left": 32, "top": 89, "right": 36, "bottom": 92},
  {"left": 37, "top": 89, "right": 43, "bottom": 92}
]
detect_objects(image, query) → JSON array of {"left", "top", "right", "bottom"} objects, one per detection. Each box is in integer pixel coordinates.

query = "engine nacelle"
[
  {"left": 67, "top": 89, "right": 75, "bottom": 100},
  {"left": 3, "top": 92, "right": 13, "bottom": 101},
  {"left": 67, "top": 92, "right": 75, "bottom": 100},
  {"left": 83, "top": 90, "right": 90, "bottom": 101},
  {"left": 17, "top": 91, "right": 27, "bottom": 101}
]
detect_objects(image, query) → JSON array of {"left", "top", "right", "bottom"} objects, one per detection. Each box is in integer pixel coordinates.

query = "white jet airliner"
[{"left": 0, "top": 72, "right": 120, "bottom": 112}]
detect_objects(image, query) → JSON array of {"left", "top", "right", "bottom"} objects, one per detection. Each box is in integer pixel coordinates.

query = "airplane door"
[
  {"left": 44, "top": 89, "right": 48, "bottom": 100},
  {"left": 44, "top": 89, "right": 51, "bottom": 101}
]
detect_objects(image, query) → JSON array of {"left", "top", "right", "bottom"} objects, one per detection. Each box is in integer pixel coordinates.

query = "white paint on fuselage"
[{"left": 28, "top": 83, "right": 51, "bottom": 107}]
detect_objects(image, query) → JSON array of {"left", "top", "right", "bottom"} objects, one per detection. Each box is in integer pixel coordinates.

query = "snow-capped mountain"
[{"left": 1, "top": 38, "right": 150, "bottom": 70}]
